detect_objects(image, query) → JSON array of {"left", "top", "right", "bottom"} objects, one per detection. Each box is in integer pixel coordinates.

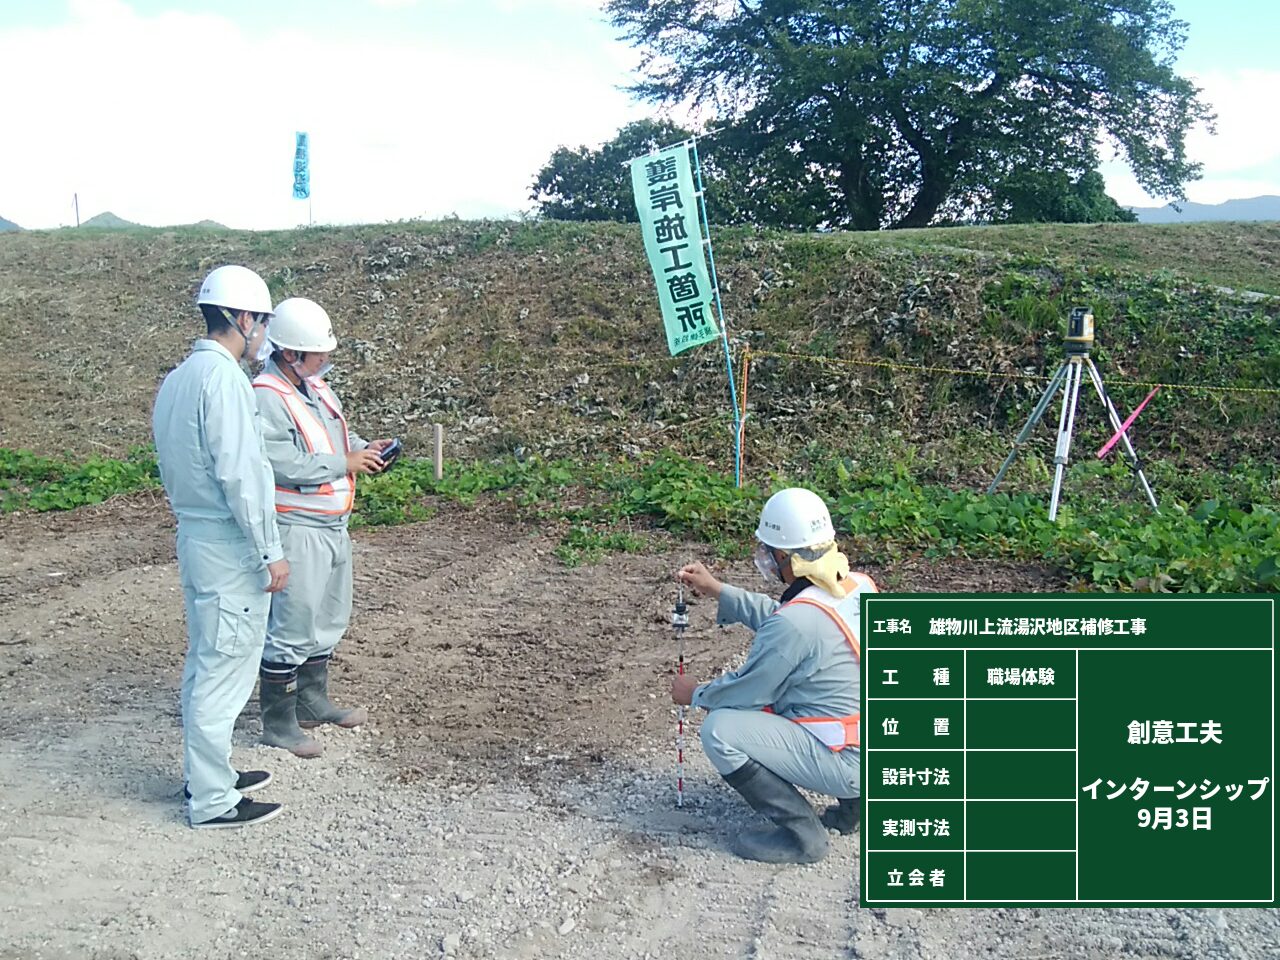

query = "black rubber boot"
[
  {"left": 259, "top": 663, "right": 323, "bottom": 758},
  {"left": 296, "top": 655, "right": 368, "bottom": 729},
  {"left": 722, "top": 760, "right": 830, "bottom": 864},
  {"left": 820, "top": 798, "right": 859, "bottom": 835}
]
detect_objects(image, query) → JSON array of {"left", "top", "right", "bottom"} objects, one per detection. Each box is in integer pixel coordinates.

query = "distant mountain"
[
  {"left": 81, "top": 211, "right": 138, "bottom": 229},
  {"left": 0, "top": 215, "right": 20, "bottom": 232},
  {"left": 1128, "top": 195, "right": 1280, "bottom": 224}
]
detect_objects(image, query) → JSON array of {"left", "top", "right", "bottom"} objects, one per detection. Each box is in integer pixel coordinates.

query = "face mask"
[
  {"left": 753, "top": 542, "right": 781, "bottom": 584},
  {"left": 221, "top": 308, "right": 266, "bottom": 363},
  {"left": 287, "top": 357, "right": 332, "bottom": 382},
  {"left": 255, "top": 332, "right": 274, "bottom": 364}
]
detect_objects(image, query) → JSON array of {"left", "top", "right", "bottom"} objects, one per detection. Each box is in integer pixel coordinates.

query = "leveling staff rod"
[{"left": 673, "top": 586, "right": 689, "bottom": 808}]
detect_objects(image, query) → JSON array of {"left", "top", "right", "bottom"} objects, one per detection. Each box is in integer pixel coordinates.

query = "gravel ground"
[{"left": 1, "top": 498, "right": 1276, "bottom": 959}]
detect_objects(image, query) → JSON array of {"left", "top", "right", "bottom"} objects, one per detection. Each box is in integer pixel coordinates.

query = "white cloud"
[
  {"left": 18, "top": 3, "right": 1268, "bottom": 228},
  {"left": 1099, "top": 167, "right": 1280, "bottom": 208},
  {"left": 1183, "top": 69, "right": 1280, "bottom": 174},
  {"left": 0, "top": 0, "right": 647, "bottom": 229},
  {"left": 494, "top": 0, "right": 604, "bottom": 10},
  {"left": 1101, "top": 67, "right": 1280, "bottom": 207},
  {"left": 368, "top": 0, "right": 606, "bottom": 12}
]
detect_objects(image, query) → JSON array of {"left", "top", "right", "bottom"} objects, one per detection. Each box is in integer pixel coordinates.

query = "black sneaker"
[
  {"left": 183, "top": 769, "right": 272, "bottom": 800},
  {"left": 191, "top": 797, "right": 283, "bottom": 829}
]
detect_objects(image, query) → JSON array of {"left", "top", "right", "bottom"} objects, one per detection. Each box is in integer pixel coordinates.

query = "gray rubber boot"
[
  {"left": 259, "top": 664, "right": 323, "bottom": 758},
  {"left": 820, "top": 798, "right": 859, "bottom": 835},
  {"left": 722, "top": 760, "right": 830, "bottom": 864},
  {"left": 296, "top": 655, "right": 368, "bottom": 729}
]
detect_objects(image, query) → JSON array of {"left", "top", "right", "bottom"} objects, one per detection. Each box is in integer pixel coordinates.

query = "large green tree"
[
  {"left": 530, "top": 118, "right": 833, "bottom": 228},
  {"left": 605, "top": 0, "right": 1212, "bottom": 230},
  {"left": 991, "top": 168, "right": 1138, "bottom": 224},
  {"left": 530, "top": 119, "right": 690, "bottom": 222}
]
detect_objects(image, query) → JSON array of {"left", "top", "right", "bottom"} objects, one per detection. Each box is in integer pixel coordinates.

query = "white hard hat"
[
  {"left": 268, "top": 297, "right": 337, "bottom": 353},
  {"left": 755, "top": 487, "right": 836, "bottom": 550},
  {"left": 196, "top": 265, "right": 273, "bottom": 316}
]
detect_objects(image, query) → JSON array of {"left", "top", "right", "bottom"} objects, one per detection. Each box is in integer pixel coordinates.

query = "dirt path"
[{"left": 1, "top": 501, "right": 1275, "bottom": 959}]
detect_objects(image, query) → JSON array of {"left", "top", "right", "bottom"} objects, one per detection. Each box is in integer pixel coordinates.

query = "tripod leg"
[
  {"left": 1049, "top": 360, "right": 1084, "bottom": 521},
  {"left": 1085, "top": 359, "right": 1159, "bottom": 512},
  {"left": 987, "top": 363, "right": 1069, "bottom": 495}
]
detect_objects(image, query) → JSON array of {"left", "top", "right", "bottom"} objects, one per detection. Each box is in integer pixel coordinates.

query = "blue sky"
[
  {"left": 0, "top": 0, "right": 1275, "bottom": 229},
  {"left": 1161, "top": 0, "right": 1273, "bottom": 71},
  {"left": 1095, "top": 0, "right": 1280, "bottom": 207}
]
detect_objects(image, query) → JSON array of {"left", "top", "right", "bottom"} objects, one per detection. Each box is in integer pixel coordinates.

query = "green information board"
[{"left": 858, "top": 595, "right": 1276, "bottom": 907}]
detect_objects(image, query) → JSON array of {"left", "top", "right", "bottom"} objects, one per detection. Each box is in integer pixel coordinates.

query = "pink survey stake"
[{"left": 1097, "top": 386, "right": 1160, "bottom": 459}]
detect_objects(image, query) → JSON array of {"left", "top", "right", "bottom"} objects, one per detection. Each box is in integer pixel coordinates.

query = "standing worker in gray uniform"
[
  {"left": 674, "top": 487, "right": 875, "bottom": 863},
  {"left": 153, "top": 265, "right": 290, "bottom": 829},
  {"left": 252, "top": 297, "right": 393, "bottom": 758}
]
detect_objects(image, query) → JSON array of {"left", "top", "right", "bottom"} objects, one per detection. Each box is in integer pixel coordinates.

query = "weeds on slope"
[{"left": 2, "top": 446, "right": 1275, "bottom": 593}]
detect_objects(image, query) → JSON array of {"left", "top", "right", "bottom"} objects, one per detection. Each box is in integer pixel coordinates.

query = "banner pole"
[
  {"left": 688, "top": 136, "right": 742, "bottom": 487},
  {"left": 738, "top": 346, "right": 751, "bottom": 483}
]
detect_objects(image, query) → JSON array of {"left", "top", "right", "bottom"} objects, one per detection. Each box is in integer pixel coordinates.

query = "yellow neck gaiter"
[{"left": 788, "top": 541, "right": 851, "bottom": 599}]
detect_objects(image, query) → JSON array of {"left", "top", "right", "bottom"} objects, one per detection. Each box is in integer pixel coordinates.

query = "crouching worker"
[
  {"left": 252, "top": 297, "right": 395, "bottom": 757},
  {"left": 674, "top": 488, "right": 875, "bottom": 864}
]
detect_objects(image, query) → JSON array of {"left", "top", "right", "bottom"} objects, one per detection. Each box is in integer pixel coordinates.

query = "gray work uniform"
[
  {"left": 692, "top": 578, "right": 864, "bottom": 799},
  {"left": 253, "top": 359, "right": 369, "bottom": 666},
  {"left": 152, "top": 339, "right": 283, "bottom": 824}
]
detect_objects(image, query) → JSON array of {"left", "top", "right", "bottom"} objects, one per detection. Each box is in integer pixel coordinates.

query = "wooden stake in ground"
[{"left": 433, "top": 423, "right": 443, "bottom": 481}]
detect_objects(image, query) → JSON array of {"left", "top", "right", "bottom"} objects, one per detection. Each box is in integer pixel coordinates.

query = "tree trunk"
[
  {"left": 838, "top": 152, "right": 883, "bottom": 231},
  {"left": 891, "top": 165, "right": 949, "bottom": 229}
]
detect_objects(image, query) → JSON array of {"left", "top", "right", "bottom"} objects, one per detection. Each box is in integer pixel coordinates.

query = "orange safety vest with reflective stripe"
[
  {"left": 771, "top": 573, "right": 877, "bottom": 751},
  {"left": 252, "top": 372, "right": 355, "bottom": 517}
]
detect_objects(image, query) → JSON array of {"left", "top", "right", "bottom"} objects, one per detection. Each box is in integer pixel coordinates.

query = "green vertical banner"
[
  {"left": 630, "top": 145, "right": 720, "bottom": 356},
  {"left": 293, "top": 132, "right": 310, "bottom": 200}
]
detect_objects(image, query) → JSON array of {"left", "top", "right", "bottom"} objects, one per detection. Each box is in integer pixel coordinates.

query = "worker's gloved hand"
[
  {"left": 677, "top": 561, "right": 722, "bottom": 599},
  {"left": 345, "top": 449, "right": 384, "bottom": 475}
]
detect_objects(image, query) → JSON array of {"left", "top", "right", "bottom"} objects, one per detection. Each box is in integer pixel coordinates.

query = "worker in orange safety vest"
[
  {"left": 675, "top": 487, "right": 873, "bottom": 863},
  {"left": 252, "top": 298, "right": 394, "bottom": 757}
]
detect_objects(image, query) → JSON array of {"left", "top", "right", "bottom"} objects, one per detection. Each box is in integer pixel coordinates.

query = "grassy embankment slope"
[{"left": 1, "top": 219, "right": 1277, "bottom": 589}]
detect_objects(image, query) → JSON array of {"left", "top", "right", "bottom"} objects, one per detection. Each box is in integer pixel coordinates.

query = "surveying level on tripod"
[
  {"left": 1065, "top": 307, "right": 1095, "bottom": 355},
  {"left": 988, "top": 306, "right": 1158, "bottom": 521}
]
